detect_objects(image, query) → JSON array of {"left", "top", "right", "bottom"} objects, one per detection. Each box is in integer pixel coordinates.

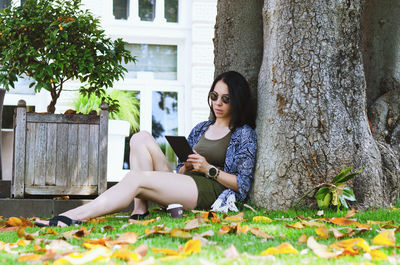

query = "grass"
[{"left": 0, "top": 205, "right": 399, "bottom": 264}]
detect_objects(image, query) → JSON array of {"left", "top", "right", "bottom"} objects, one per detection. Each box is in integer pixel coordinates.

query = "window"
[
  {"left": 113, "top": 0, "right": 129, "bottom": 20},
  {"left": 0, "top": 0, "right": 10, "bottom": 9},
  {"left": 165, "top": 0, "right": 178, "bottom": 23},
  {"left": 123, "top": 44, "right": 177, "bottom": 80},
  {"left": 139, "top": 0, "right": 155, "bottom": 21},
  {"left": 152, "top": 91, "right": 178, "bottom": 168}
]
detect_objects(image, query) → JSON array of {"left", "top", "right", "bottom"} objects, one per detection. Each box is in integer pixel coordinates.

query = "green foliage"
[
  {"left": 296, "top": 165, "right": 361, "bottom": 212},
  {"left": 73, "top": 90, "right": 140, "bottom": 133},
  {"left": 0, "top": 0, "right": 135, "bottom": 113},
  {"left": 315, "top": 166, "right": 360, "bottom": 211}
]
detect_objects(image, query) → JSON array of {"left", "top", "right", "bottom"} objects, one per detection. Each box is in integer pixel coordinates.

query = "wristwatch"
[{"left": 207, "top": 165, "right": 220, "bottom": 180}]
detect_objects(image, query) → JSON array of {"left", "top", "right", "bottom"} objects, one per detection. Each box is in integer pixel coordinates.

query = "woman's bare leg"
[
  {"left": 35, "top": 170, "right": 198, "bottom": 226},
  {"left": 129, "top": 131, "right": 172, "bottom": 215}
]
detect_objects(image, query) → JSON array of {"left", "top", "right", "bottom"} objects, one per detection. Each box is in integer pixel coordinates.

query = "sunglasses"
[{"left": 209, "top": 91, "right": 230, "bottom": 104}]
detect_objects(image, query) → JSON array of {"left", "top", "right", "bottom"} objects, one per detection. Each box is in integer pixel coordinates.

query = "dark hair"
[{"left": 208, "top": 71, "right": 256, "bottom": 130}]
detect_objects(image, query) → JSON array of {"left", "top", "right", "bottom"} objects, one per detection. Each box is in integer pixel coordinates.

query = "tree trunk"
[
  {"left": 213, "top": 0, "right": 264, "bottom": 96},
  {"left": 213, "top": 0, "right": 400, "bottom": 209}
]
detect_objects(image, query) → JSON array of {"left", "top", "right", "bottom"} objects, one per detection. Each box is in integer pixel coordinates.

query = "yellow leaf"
[
  {"left": 260, "top": 242, "right": 298, "bottom": 255},
  {"left": 301, "top": 220, "right": 325, "bottom": 227},
  {"left": 307, "top": 236, "right": 338, "bottom": 259},
  {"left": 369, "top": 249, "right": 388, "bottom": 260},
  {"left": 111, "top": 247, "right": 141, "bottom": 262},
  {"left": 17, "top": 254, "right": 42, "bottom": 262},
  {"left": 54, "top": 246, "right": 111, "bottom": 265},
  {"left": 315, "top": 227, "right": 329, "bottom": 239},
  {"left": 373, "top": 229, "right": 395, "bottom": 246},
  {"left": 105, "top": 232, "right": 138, "bottom": 248},
  {"left": 329, "top": 238, "right": 370, "bottom": 253},
  {"left": 329, "top": 217, "right": 359, "bottom": 226},
  {"left": 252, "top": 216, "right": 273, "bottom": 223},
  {"left": 151, "top": 247, "right": 181, "bottom": 256},
  {"left": 224, "top": 212, "right": 245, "bottom": 222},
  {"left": 6, "top": 217, "right": 22, "bottom": 227},
  {"left": 285, "top": 222, "right": 304, "bottom": 229},
  {"left": 183, "top": 239, "right": 201, "bottom": 255},
  {"left": 170, "top": 228, "right": 192, "bottom": 239},
  {"left": 159, "top": 255, "right": 185, "bottom": 261},
  {"left": 16, "top": 239, "right": 29, "bottom": 246}
]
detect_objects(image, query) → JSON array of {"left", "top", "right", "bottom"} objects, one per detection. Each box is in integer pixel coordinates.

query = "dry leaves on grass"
[{"left": 260, "top": 242, "right": 298, "bottom": 255}]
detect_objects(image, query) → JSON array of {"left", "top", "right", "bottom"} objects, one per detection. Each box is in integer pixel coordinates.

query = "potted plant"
[
  {"left": 73, "top": 90, "right": 140, "bottom": 182},
  {"left": 0, "top": 0, "right": 135, "bottom": 197}
]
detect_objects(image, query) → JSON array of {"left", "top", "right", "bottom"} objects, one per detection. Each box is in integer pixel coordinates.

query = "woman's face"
[{"left": 211, "top": 80, "right": 231, "bottom": 120}]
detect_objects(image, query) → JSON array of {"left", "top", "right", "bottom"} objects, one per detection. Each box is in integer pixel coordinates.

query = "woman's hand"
[
  {"left": 186, "top": 151, "right": 210, "bottom": 174},
  {"left": 179, "top": 161, "right": 193, "bottom": 174}
]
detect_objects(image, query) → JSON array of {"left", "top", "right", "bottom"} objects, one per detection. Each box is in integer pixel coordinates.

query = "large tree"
[{"left": 214, "top": 0, "right": 400, "bottom": 209}]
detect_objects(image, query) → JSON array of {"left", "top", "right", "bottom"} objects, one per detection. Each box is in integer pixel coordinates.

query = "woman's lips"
[{"left": 215, "top": 109, "right": 223, "bottom": 113}]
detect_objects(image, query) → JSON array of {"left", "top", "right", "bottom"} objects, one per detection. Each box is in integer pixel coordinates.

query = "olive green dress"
[{"left": 185, "top": 131, "right": 232, "bottom": 209}]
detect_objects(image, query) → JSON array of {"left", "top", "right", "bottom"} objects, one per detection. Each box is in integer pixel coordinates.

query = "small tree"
[{"left": 0, "top": 0, "right": 135, "bottom": 113}]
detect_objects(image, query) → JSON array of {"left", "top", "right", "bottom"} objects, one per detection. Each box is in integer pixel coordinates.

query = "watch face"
[{"left": 209, "top": 167, "right": 217, "bottom": 177}]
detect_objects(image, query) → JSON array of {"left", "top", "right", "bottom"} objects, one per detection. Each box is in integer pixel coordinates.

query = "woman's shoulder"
[{"left": 232, "top": 124, "right": 257, "bottom": 139}]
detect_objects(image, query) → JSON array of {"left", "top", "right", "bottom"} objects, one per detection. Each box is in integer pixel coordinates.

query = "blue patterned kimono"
[{"left": 176, "top": 120, "right": 257, "bottom": 210}]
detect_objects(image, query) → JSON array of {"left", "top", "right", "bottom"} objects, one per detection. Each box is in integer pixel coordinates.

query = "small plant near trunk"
[
  {"left": 0, "top": 0, "right": 135, "bottom": 113},
  {"left": 296, "top": 165, "right": 360, "bottom": 211}
]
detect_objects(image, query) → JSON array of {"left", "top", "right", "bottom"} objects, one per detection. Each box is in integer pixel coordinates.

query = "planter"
[
  {"left": 12, "top": 100, "right": 109, "bottom": 198},
  {"left": 0, "top": 88, "right": 5, "bottom": 180},
  {"left": 107, "top": 120, "right": 130, "bottom": 182}
]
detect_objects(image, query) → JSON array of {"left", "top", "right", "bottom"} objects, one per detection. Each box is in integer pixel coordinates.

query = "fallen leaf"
[
  {"left": 0, "top": 227, "right": 19, "bottom": 232},
  {"left": 249, "top": 227, "right": 273, "bottom": 239},
  {"left": 236, "top": 223, "right": 250, "bottom": 235},
  {"left": 315, "top": 227, "right": 329, "bottom": 239},
  {"left": 207, "top": 211, "right": 221, "bottom": 223},
  {"left": 224, "top": 212, "right": 245, "bottom": 222},
  {"left": 128, "top": 218, "right": 156, "bottom": 226},
  {"left": 373, "top": 229, "right": 395, "bottom": 246},
  {"left": 41, "top": 228, "right": 58, "bottom": 236},
  {"left": 158, "top": 255, "right": 185, "bottom": 261},
  {"left": 286, "top": 222, "right": 304, "bottom": 229},
  {"left": 151, "top": 247, "right": 181, "bottom": 256},
  {"left": 218, "top": 225, "right": 235, "bottom": 235},
  {"left": 135, "top": 244, "right": 148, "bottom": 258},
  {"left": 369, "top": 249, "right": 388, "bottom": 260},
  {"left": 224, "top": 244, "right": 240, "bottom": 258},
  {"left": 316, "top": 210, "right": 324, "bottom": 216},
  {"left": 297, "top": 234, "right": 308, "bottom": 244},
  {"left": 344, "top": 209, "right": 358, "bottom": 218},
  {"left": 53, "top": 246, "right": 111, "bottom": 265},
  {"left": 103, "top": 225, "right": 114, "bottom": 232},
  {"left": 194, "top": 230, "right": 214, "bottom": 238},
  {"left": 46, "top": 240, "right": 75, "bottom": 251},
  {"left": 6, "top": 217, "right": 23, "bottom": 227},
  {"left": 74, "top": 227, "right": 90, "bottom": 238},
  {"left": 367, "top": 220, "right": 393, "bottom": 226},
  {"left": 261, "top": 242, "right": 298, "bottom": 255},
  {"left": 183, "top": 239, "right": 201, "bottom": 255},
  {"left": 301, "top": 220, "right": 325, "bottom": 227},
  {"left": 307, "top": 236, "right": 339, "bottom": 259},
  {"left": 330, "top": 227, "right": 354, "bottom": 239},
  {"left": 184, "top": 219, "right": 200, "bottom": 231},
  {"left": 111, "top": 247, "right": 141, "bottom": 262},
  {"left": 170, "top": 229, "right": 192, "bottom": 239},
  {"left": 329, "top": 238, "right": 370, "bottom": 253},
  {"left": 253, "top": 216, "right": 273, "bottom": 223},
  {"left": 329, "top": 217, "right": 359, "bottom": 226},
  {"left": 83, "top": 237, "right": 109, "bottom": 247},
  {"left": 105, "top": 232, "right": 138, "bottom": 248},
  {"left": 17, "top": 254, "right": 43, "bottom": 262},
  {"left": 243, "top": 203, "right": 256, "bottom": 212}
]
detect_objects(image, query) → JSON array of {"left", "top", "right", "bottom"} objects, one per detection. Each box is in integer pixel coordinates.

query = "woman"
[{"left": 35, "top": 71, "right": 257, "bottom": 227}]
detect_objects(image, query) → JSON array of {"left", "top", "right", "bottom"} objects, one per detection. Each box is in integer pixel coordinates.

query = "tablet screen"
[{"left": 165, "top": 136, "right": 194, "bottom": 162}]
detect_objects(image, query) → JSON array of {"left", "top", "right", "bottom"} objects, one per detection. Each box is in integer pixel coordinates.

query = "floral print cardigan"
[{"left": 176, "top": 120, "right": 257, "bottom": 209}]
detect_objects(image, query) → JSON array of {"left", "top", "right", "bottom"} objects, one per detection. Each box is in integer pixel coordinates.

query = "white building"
[{"left": 1, "top": 0, "right": 217, "bottom": 181}]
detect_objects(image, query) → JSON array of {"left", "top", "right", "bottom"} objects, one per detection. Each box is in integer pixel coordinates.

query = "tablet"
[{"left": 165, "top": 135, "right": 194, "bottom": 162}]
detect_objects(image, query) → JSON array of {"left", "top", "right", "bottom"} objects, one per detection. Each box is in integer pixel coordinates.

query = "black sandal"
[
  {"left": 129, "top": 211, "right": 149, "bottom": 220},
  {"left": 35, "top": 215, "right": 82, "bottom": 227}
]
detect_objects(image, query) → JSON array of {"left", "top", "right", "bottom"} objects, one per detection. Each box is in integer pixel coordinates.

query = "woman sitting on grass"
[{"left": 35, "top": 71, "right": 257, "bottom": 227}]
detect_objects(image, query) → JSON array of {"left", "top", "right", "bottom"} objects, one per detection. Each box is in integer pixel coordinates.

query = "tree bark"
[
  {"left": 213, "top": 0, "right": 400, "bottom": 209},
  {"left": 213, "top": 0, "right": 264, "bottom": 96}
]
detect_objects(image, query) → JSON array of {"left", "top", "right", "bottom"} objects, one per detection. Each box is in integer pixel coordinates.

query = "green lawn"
[{"left": 0, "top": 204, "right": 399, "bottom": 264}]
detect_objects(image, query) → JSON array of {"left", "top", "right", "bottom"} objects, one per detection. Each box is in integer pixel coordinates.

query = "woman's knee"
[{"left": 130, "top": 131, "right": 154, "bottom": 148}]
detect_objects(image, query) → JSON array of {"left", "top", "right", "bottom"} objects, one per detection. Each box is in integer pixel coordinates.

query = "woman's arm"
[{"left": 186, "top": 152, "right": 239, "bottom": 192}]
